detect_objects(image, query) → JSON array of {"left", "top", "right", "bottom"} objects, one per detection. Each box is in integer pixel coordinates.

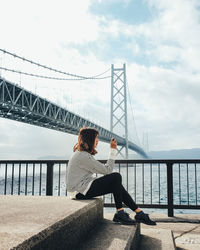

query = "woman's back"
[{"left": 66, "top": 150, "right": 114, "bottom": 195}]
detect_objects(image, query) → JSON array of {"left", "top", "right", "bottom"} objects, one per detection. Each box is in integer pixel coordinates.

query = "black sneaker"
[
  {"left": 113, "top": 210, "right": 136, "bottom": 225},
  {"left": 135, "top": 211, "right": 156, "bottom": 225}
]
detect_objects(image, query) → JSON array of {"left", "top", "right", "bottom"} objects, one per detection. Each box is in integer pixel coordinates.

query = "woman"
[{"left": 66, "top": 127, "right": 156, "bottom": 225}]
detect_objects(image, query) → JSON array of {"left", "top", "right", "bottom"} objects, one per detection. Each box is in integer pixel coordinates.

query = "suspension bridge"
[{"left": 0, "top": 49, "right": 148, "bottom": 158}]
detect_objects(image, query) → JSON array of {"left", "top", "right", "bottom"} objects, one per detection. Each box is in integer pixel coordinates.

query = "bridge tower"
[{"left": 110, "top": 64, "right": 128, "bottom": 159}]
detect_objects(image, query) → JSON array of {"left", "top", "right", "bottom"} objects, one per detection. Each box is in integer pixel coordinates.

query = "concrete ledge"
[
  {"left": 149, "top": 213, "right": 200, "bottom": 223},
  {"left": 74, "top": 218, "right": 140, "bottom": 250},
  {"left": 139, "top": 228, "right": 176, "bottom": 250},
  {"left": 0, "top": 195, "right": 103, "bottom": 250}
]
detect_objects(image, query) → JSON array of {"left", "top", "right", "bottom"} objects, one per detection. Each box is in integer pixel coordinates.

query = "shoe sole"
[{"left": 113, "top": 218, "right": 136, "bottom": 225}]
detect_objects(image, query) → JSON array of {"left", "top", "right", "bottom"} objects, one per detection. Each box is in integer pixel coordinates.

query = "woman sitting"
[{"left": 66, "top": 127, "right": 156, "bottom": 225}]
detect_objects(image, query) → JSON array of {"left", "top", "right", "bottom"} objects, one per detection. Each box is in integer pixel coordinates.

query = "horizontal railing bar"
[
  {"left": 104, "top": 204, "right": 169, "bottom": 208},
  {"left": 0, "top": 159, "right": 200, "bottom": 164},
  {"left": 112, "top": 159, "right": 200, "bottom": 164},
  {"left": 104, "top": 204, "right": 200, "bottom": 209},
  {"left": 173, "top": 205, "right": 200, "bottom": 209},
  {"left": 0, "top": 160, "right": 69, "bottom": 164}
]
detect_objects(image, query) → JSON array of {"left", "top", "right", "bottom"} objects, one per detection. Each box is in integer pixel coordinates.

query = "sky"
[{"left": 0, "top": 0, "right": 200, "bottom": 159}]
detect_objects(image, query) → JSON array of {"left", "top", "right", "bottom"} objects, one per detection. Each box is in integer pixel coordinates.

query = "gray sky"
[{"left": 0, "top": 0, "right": 200, "bottom": 159}]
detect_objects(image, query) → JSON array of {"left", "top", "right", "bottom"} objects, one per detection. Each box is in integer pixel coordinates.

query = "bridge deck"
[{"left": 0, "top": 77, "right": 148, "bottom": 158}]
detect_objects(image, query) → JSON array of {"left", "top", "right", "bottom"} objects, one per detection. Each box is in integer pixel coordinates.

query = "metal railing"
[{"left": 0, "top": 159, "right": 200, "bottom": 216}]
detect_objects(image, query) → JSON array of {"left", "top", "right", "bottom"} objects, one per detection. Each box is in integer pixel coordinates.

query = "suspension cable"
[
  {"left": 0, "top": 48, "right": 111, "bottom": 80},
  {"left": 0, "top": 66, "right": 110, "bottom": 81},
  {"left": 90, "top": 68, "right": 110, "bottom": 78},
  {"left": 127, "top": 81, "right": 141, "bottom": 146}
]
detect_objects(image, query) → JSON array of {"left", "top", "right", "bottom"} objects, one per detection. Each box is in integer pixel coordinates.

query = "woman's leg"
[
  {"left": 76, "top": 172, "right": 156, "bottom": 225},
  {"left": 85, "top": 173, "right": 139, "bottom": 212},
  {"left": 121, "top": 184, "right": 139, "bottom": 211},
  {"left": 77, "top": 172, "right": 139, "bottom": 212},
  {"left": 85, "top": 172, "right": 123, "bottom": 210}
]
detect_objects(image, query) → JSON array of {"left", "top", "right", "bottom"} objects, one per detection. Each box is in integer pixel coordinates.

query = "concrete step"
[
  {"left": 74, "top": 218, "right": 140, "bottom": 250},
  {"left": 0, "top": 195, "right": 103, "bottom": 250},
  {"left": 138, "top": 228, "right": 176, "bottom": 250}
]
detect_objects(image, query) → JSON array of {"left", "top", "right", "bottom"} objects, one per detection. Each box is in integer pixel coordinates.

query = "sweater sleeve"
[
  {"left": 79, "top": 150, "right": 116, "bottom": 175},
  {"left": 108, "top": 148, "right": 116, "bottom": 160}
]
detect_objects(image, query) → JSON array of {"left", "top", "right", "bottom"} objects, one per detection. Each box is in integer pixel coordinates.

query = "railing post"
[
  {"left": 167, "top": 162, "right": 174, "bottom": 217},
  {"left": 46, "top": 162, "right": 54, "bottom": 196}
]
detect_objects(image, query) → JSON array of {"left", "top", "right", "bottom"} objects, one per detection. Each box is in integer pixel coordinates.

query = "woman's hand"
[{"left": 110, "top": 138, "right": 117, "bottom": 149}]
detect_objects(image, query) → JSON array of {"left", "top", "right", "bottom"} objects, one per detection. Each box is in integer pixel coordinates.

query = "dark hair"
[{"left": 73, "top": 127, "right": 99, "bottom": 155}]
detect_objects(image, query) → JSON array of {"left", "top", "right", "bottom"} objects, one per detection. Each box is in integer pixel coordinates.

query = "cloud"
[
  {"left": 0, "top": 0, "right": 99, "bottom": 47},
  {"left": 0, "top": 0, "right": 200, "bottom": 159},
  {"left": 127, "top": 63, "right": 200, "bottom": 150},
  {"left": 96, "top": 0, "right": 131, "bottom": 5},
  {"left": 134, "top": 0, "right": 200, "bottom": 69},
  {"left": 0, "top": 117, "right": 111, "bottom": 160},
  {"left": 92, "top": 0, "right": 200, "bottom": 72},
  {"left": 85, "top": 0, "right": 200, "bottom": 151},
  {"left": 0, "top": 0, "right": 113, "bottom": 159}
]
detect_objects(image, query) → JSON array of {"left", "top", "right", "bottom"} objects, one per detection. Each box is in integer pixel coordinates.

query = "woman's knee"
[{"left": 110, "top": 172, "right": 122, "bottom": 183}]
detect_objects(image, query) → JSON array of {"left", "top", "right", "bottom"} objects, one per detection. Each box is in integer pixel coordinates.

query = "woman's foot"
[
  {"left": 135, "top": 211, "right": 156, "bottom": 225},
  {"left": 113, "top": 210, "right": 136, "bottom": 225}
]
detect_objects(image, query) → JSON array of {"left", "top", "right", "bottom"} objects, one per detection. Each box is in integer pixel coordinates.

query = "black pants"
[{"left": 76, "top": 172, "right": 138, "bottom": 211}]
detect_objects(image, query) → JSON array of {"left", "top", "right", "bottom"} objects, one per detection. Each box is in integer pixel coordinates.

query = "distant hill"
[
  {"left": 37, "top": 155, "right": 69, "bottom": 160},
  {"left": 148, "top": 148, "right": 200, "bottom": 159},
  {"left": 37, "top": 148, "right": 200, "bottom": 160}
]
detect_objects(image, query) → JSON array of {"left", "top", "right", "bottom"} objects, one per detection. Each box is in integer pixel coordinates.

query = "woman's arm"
[
  {"left": 80, "top": 150, "right": 116, "bottom": 175},
  {"left": 80, "top": 138, "right": 117, "bottom": 175}
]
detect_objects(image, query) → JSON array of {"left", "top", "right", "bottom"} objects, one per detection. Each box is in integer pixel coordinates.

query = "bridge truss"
[{"left": 0, "top": 77, "right": 148, "bottom": 158}]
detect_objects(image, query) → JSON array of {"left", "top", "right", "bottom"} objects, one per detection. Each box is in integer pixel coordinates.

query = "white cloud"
[
  {"left": 102, "top": 0, "right": 200, "bottom": 72},
  {"left": 0, "top": 0, "right": 200, "bottom": 159},
  {"left": 0, "top": 0, "right": 113, "bottom": 159},
  {"left": 140, "top": 0, "right": 200, "bottom": 68},
  {"left": 96, "top": 0, "right": 131, "bottom": 5},
  {"left": 0, "top": 0, "right": 99, "bottom": 46},
  {"left": 96, "top": 0, "right": 200, "bottom": 150},
  {"left": 127, "top": 63, "right": 200, "bottom": 150}
]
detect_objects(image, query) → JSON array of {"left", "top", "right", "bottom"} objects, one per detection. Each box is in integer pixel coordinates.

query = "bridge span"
[{"left": 0, "top": 77, "right": 148, "bottom": 158}]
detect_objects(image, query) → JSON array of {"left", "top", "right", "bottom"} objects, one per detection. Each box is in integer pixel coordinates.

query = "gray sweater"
[{"left": 66, "top": 150, "right": 115, "bottom": 195}]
